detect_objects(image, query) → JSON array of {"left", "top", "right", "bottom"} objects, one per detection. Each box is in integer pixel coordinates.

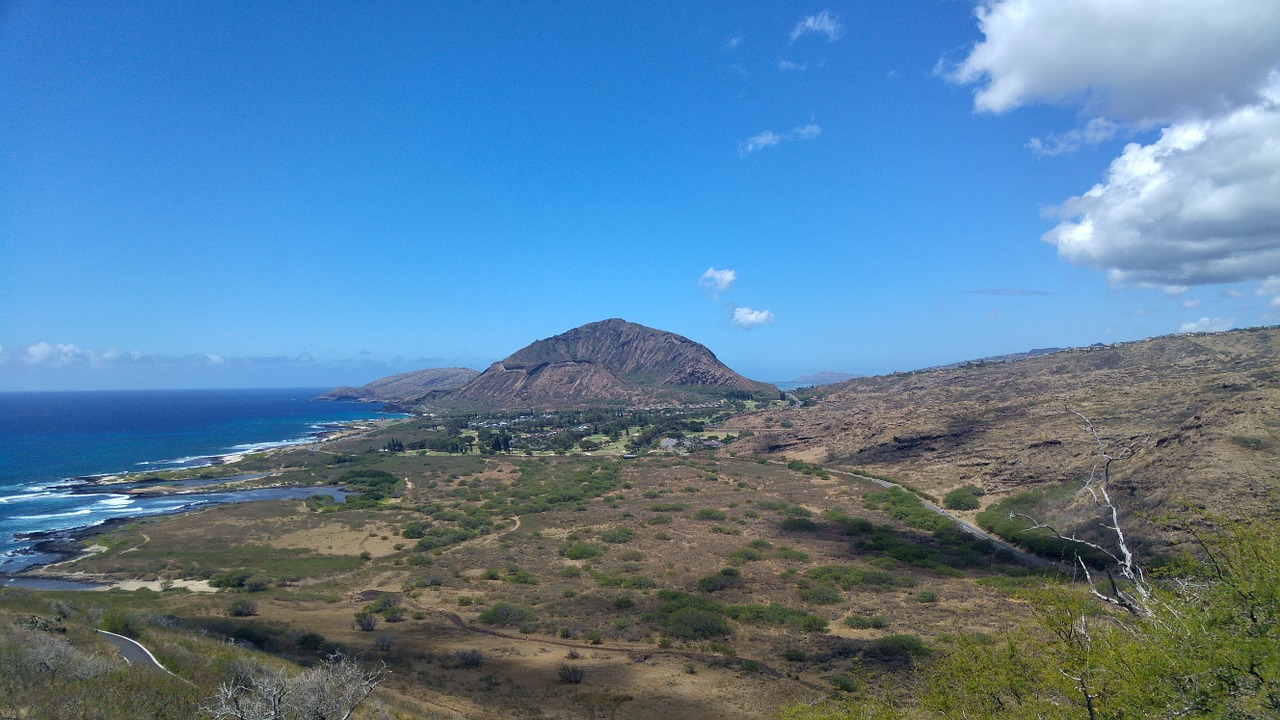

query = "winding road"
[
  {"left": 97, "top": 630, "right": 192, "bottom": 684},
  {"left": 771, "top": 460, "right": 1058, "bottom": 567}
]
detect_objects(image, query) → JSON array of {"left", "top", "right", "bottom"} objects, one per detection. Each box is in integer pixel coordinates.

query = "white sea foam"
[
  {"left": 13, "top": 508, "right": 93, "bottom": 520},
  {"left": 93, "top": 495, "right": 133, "bottom": 508},
  {"left": 0, "top": 491, "right": 66, "bottom": 504}
]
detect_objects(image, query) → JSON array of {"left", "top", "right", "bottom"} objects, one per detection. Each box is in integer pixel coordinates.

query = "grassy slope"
[{"left": 6, "top": 449, "right": 1045, "bottom": 719}]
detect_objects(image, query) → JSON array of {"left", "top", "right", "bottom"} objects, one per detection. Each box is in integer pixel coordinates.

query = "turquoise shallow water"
[{"left": 0, "top": 388, "right": 396, "bottom": 570}]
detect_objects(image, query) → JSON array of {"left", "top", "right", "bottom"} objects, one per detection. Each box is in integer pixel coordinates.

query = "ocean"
[{"left": 0, "top": 388, "right": 399, "bottom": 572}]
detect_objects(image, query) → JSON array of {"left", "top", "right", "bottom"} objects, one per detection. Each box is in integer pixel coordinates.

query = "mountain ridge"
[{"left": 328, "top": 319, "right": 775, "bottom": 411}]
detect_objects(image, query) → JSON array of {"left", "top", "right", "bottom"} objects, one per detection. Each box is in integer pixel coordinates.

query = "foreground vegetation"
[
  {"left": 4, "top": 406, "right": 1274, "bottom": 719},
  {"left": 781, "top": 519, "right": 1280, "bottom": 719}
]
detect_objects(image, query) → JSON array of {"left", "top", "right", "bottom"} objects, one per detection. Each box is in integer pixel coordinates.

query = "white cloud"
[
  {"left": 731, "top": 307, "right": 776, "bottom": 329},
  {"left": 1042, "top": 88, "right": 1280, "bottom": 286},
  {"left": 790, "top": 10, "right": 842, "bottom": 43},
  {"left": 1179, "top": 317, "right": 1235, "bottom": 333},
  {"left": 698, "top": 267, "right": 737, "bottom": 297},
  {"left": 1027, "top": 117, "right": 1120, "bottom": 156},
  {"left": 24, "top": 342, "right": 54, "bottom": 365},
  {"left": 951, "top": 3, "right": 1280, "bottom": 302},
  {"left": 950, "top": 0, "right": 1280, "bottom": 123},
  {"left": 739, "top": 131, "right": 781, "bottom": 155},
  {"left": 738, "top": 123, "right": 822, "bottom": 156},
  {"left": 777, "top": 59, "right": 808, "bottom": 72},
  {"left": 1222, "top": 289, "right": 1244, "bottom": 298},
  {"left": 1181, "top": 298, "right": 1201, "bottom": 309},
  {"left": 722, "top": 33, "right": 742, "bottom": 51}
]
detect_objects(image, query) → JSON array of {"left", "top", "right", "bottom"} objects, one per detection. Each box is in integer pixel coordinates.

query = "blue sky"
[{"left": 3, "top": 1, "right": 1279, "bottom": 390}]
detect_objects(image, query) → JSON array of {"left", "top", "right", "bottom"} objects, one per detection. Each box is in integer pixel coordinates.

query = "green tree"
[{"left": 779, "top": 519, "right": 1280, "bottom": 720}]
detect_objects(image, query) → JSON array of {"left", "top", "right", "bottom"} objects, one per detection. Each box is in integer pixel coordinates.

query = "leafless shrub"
[
  {"left": 353, "top": 611, "right": 378, "bottom": 632},
  {"left": 450, "top": 649, "right": 484, "bottom": 668},
  {"left": 203, "top": 652, "right": 384, "bottom": 720},
  {"left": 557, "top": 663, "right": 586, "bottom": 684},
  {"left": 228, "top": 600, "right": 258, "bottom": 617}
]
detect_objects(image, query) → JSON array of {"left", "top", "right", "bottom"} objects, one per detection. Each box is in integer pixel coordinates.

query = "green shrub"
[
  {"left": 698, "top": 567, "right": 741, "bottom": 593},
  {"left": 872, "top": 633, "right": 931, "bottom": 658},
  {"left": 696, "top": 508, "right": 727, "bottom": 521},
  {"left": 600, "top": 528, "right": 634, "bottom": 544},
  {"left": 779, "top": 517, "right": 819, "bottom": 532},
  {"left": 775, "top": 546, "right": 811, "bottom": 562},
  {"left": 560, "top": 541, "right": 603, "bottom": 560},
  {"left": 843, "top": 614, "right": 888, "bottom": 629},
  {"left": 728, "top": 546, "right": 765, "bottom": 564},
  {"left": 975, "top": 484, "right": 1110, "bottom": 566},
  {"left": 663, "top": 607, "right": 731, "bottom": 639},
  {"left": 943, "top": 485, "right": 983, "bottom": 511},
  {"left": 478, "top": 602, "right": 536, "bottom": 627},
  {"left": 797, "top": 583, "right": 842, "bottom": 605}
]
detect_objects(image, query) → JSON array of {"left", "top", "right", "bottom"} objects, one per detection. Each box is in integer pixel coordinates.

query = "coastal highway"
[
  {"left": 769, "top": 460, "right": 1058, "bottom": 567},
  {"left": 97, "top": 629, "right": 191, "bottom": 682}
]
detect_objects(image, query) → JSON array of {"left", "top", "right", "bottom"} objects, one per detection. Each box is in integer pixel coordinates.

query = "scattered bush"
[
  {"left": 872, "top": 633, "right": 932, "bottom": 659},
  {"left": 728, "top": 546, "right": 765, "bottom": 564},
  {"left": 228, "top": 600, "right": 259, "bottom": 617},
  {"left": 601, "top": 528, "right": 634, "bottom": 544},
  {"left": 354, "top": 611, "right": 379, "bottom": 631},
  {"left": 797, "top": 583, "right": 842, "bottom": 605},
  {"left": 557, "top": 663, "right": 587, "bottom": 684},
  {"left": 560, "top": 541, "right": 603, "bottom": 560},
  {"left": 943, "top": 485, "right": 983, "bottom": 510},
  {"left": 843, "top": 614, "right": 888, "bottom": 629},
  {"left": 452, "top": 648, "right": 485, "bottom": 667},
  {"left": 696, "top": 508, "right": 727, "bottom": 521},
  {"left": 698, "top": 567, "right": 741, "bottom": 593},
  {"left": 478, "top": 602, "right": 536, "bottom": 627},
  {"left": 664, "top": 607, "right": 731, "bottom": 640},
  {"left": 779, "top": 517, "right": 819, "bottom": 532}
]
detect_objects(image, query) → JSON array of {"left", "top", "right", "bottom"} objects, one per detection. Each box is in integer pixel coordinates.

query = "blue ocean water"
[{"left": 0, "top": 388, "right": 398, "bottom": 571}]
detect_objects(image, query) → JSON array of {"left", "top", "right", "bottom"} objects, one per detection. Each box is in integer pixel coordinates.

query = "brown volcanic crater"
[{"left": 424, "top": 318, "right": 770, "bottom": 409}]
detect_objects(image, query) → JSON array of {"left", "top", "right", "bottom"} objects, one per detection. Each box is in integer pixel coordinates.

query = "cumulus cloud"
[
  {"left": 1042, "top": 90, "right": 1280, "bottom": 286},
  {"left": 24, "top": 342, "right": 54, "bottom": 365},
  {"left": 731, "top": 307, "right": 776, "bottom": 329},
  {"left": 790, "top": 10, "right": 842, "bottom": 43},
  {"left": 1179, "top": 317, "right": 1235, "bottom": 333},
  {"left": 698, "top": 267, "right": 737, "bottom": 297},
  {"left": 738, "top": 123, "right": 821, "bottom": 156},
  {"left": 949, "top": 0, "right": 1280, "bottom": 122},
  {"left": 949, "top": 1, "right": 1280, "bottom": 297},
  {"left": 1181, "top": 298, "right": 1202, "bottom": 309}
]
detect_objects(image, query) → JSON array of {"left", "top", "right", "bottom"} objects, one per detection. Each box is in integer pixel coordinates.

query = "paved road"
[
  {"left": 97, "top": 630, "right": 170, "bottom": 672},
  {"left": 772, "top": 460, "right": 1058, "bottom": 567}
]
